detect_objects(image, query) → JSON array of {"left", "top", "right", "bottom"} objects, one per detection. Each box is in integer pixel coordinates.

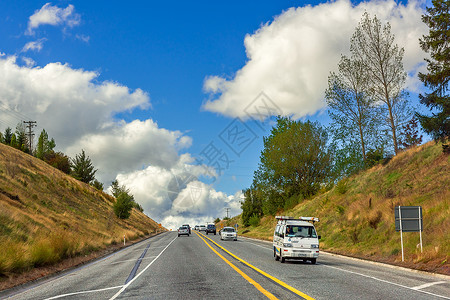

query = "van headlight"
[
  {"left": 311, "top": 244, "right": 319, "bottom": 249},
  {"left": 283, "top": 243, "right": 293, "bottom": 247}
]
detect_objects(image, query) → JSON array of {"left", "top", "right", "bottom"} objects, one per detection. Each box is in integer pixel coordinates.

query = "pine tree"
[
  {"left": 3, "top": 127, "right": 12, "bottom": 145},
  {"left": 70, "top": 150, "right": 97, "bottom": 184},
  {"left": 417, "top": 0, "right": 449, "bottom": 148}
]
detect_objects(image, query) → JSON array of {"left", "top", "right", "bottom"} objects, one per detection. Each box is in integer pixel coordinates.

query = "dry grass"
[
  {"left": 0, "top": 144, "right": 161, "bottom": 279},
  {"left": 236, "top": 141, "right": 449, "bottom": 275}
]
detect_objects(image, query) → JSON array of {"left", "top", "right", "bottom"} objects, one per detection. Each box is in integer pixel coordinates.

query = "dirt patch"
[{"left": 0, "top": 232, "right": 163, "bottom": 292}]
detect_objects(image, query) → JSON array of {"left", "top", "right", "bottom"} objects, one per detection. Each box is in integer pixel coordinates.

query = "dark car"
[{"left": 206, "top": 224, "right": 216, "bottom": 235}]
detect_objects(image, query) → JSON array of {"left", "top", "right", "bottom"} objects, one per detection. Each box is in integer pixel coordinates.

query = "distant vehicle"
[
  {"left": 178, "top": 226, "right": 190, "bottom": 237},
  {"left": 194, "top": 225, "right": 199, "bottom": 230},
  {"left": 220, "top": 227, "right": 237, "bottom": 241},
  {"left": 206, "top": 224, "right": 216, "bottom": 235},
  {"left": 273, "top": 216, "right": 320, "bottom": 264},
  {"left": 198, "top": 225, "right": 207, "bottom": 232},
  {"left": 182, "top": 224, "right": 191, "bottom": 234}
]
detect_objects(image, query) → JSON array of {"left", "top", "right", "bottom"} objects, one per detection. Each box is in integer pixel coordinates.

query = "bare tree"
[
  {"left": 326, "top": 55, "right": 378, "bottom": 162},
  {"left": 351, "top": 12, "right": 410, "bottom": 155}
]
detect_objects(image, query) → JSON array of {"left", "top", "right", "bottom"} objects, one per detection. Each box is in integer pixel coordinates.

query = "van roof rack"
[{"left": 276, "top": 216, "right": 319, "bottom": 223}]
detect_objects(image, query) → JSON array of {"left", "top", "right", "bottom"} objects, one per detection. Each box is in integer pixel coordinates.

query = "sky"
[{"left": 0, "top": 0, "right": 431, "bottom": 229}]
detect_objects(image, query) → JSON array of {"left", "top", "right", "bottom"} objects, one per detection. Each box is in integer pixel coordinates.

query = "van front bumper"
[{"left": 282, "top": 249, "right": 319, "bottom": 258}]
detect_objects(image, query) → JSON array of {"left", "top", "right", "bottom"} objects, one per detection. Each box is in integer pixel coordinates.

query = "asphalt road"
[{"left": 1, "top": 231, "right": 449, "bottom": 300}]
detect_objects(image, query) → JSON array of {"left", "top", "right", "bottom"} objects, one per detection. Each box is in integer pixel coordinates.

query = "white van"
[{"left": 273, "top": 216, "right": 321, "bottom": 264}]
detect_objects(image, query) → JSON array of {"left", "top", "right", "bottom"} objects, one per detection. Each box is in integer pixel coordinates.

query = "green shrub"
[
  {"left": 336, "top": 179, "right": 348, "bottom": 194},
  {"left": 249, "top": 214, "right": 260, "bottom": 227},
  {"left": 113, "top": 192, "right": 134, "bottom": 219}
]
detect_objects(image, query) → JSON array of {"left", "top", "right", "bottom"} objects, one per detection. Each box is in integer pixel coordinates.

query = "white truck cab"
[{"left": 273, "top": 216, "right": 321, "bottom": 264}]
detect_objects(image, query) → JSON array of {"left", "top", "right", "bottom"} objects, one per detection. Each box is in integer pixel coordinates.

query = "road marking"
[
  {"left": 110, "top": 255, "right": 157, "bottom": 265},
  {"left": 323, "top": 265, "right": 450, "bottom": 299},
  {"left": 109, "top": 235, "right": 177, "bottom": 300},
  {"left": 411, "top": 281, "right": 446, "bottom": 290},
  {"left": 195, "top": 232, "right": 278, "bottom": 300},
  {"left": 44, "top": 285, "right": 124, "bottom": 300},
  {"left": 198, "top": 232, "right": 315, "bottom": 300}
]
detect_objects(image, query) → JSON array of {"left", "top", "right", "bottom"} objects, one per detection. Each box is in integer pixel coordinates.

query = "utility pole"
[
  {"left": 225, "top": 207, "right": 230, "bottom": 219},
  {"left": 23, "top": 121, "right": 37, "bottom": 153}
]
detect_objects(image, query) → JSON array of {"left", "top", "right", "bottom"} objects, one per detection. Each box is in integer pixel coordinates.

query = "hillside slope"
[
  {"left": 0, "top": 143, "right": 161, "bottom": 283},
  {"left": 231, "top": 141, "right": 449, "bottom": 274}
]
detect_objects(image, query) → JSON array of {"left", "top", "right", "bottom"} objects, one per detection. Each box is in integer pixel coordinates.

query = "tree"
[
  {"left": 3, "top": 127, "right": 12, "bottom": 145},
  {"left": 399, "top": 117, "right": 423, "bottom": 149},
  {"left": 252, "top": 117, "right": 333, "bottom": 215},
  {"left": 113, "top": 192, "right": 134, "bottom": 219},
  {"left": 241, "top": 186, "right": 263, "bottom": 226},
  {"left": 326, "top": 55, "right": 380, "bottom": 163},
  {"left": 10, "top": 133, "right": 17, "bottom": 148},
  {"left": 417, "top": 0, "right": 449, "bottom": 148},
  {"left": 70, "top": 149, "right": 97, "bottom": 184},
  {"left": 15, "top": 123, "right": 29, "bottom": 153},
  {"left": 351, "top": 12, "right": 411, "bottom": 155},
  {"left": 45, "top": 151, "right": 71, "bottom": 174},
  {"left": 110, "top": 179, "right": 143, "bottom": 213},
  {"left": 35, "top": 129, "right": 56, "bottom": 159},
  {"left": 91, "top": 179, "right": 104, "bottom": 191},
  {"left": 214, "top": 218, "right": 221, "bottom": 224}
]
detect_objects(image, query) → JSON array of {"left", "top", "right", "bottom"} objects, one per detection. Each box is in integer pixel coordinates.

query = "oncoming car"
[
  {"left": 273, "top": 216, "right": 320, "bottom": 264},
  {"left": 220, "top": 227, "right": 237, "bottom": 241},
  {"left": 178, "top": 226, "right": 190, "bottom": 237},
  {"left": 206, "top": 224, "right": 216, "bottom": 235},
  {"left": 198, "top": 225, "right": 207, "bottom": 232}
]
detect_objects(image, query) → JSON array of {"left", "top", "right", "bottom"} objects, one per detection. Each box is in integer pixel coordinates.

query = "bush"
[
  {"left": 249, "top": 214, "right": 260, "bottom": 227},
  {"left": 113, "top": 192, "right": 134, "bottom": 219},
  {"left": 336, "top": 179, "right": 348, "bottom": 194}
]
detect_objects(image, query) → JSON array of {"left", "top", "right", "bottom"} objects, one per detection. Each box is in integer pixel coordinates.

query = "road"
[{"left": 1, "top": 231, "right": 449, "bottom": 299}]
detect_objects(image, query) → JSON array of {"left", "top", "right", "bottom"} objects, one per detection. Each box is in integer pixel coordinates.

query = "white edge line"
[
  {"left": 412, "top": 281, "right": 446, "bottom": 290},
  {"left": 44, "top": 285, "right": 124, "bottom": 300},
  {"left": 109, "top": 235, "right": 177, "bottom": 300},
  {"left": 323, "top": 264, "right": 450, "bottom": 300}
]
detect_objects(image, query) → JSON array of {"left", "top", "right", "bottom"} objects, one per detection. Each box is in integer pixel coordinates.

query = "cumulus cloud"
[
  {"left": 22, "top": 38, "right": 47, "bottom": 52},
  {"left": 26, "top": 3, "right": 81, "bottom": 35},
  {"left": 0, "top": 55, "right": 241, "bottom": 226},
  {"left": 202, "top": 0, "right": 428, "bottom": 120},
  {"left": 0, "top": 55, "right": 150, "bottom": 151}
]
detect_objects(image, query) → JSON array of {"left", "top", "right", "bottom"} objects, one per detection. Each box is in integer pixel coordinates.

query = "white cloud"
[
  {"left": 0, "top": 56, "right": 150, "bottom": 151},
  {"left": 202, "top": 0, "right": 428, "bottom": 120},
  {"left": 21, "top": 57, "right": 36, "bottom": 67},
  {"left": 22, "top": 38, "right": 47, "bottom": 52},
  {"left": 0, "top": 55, "right": 241, "bottom": 227},
  {"left": 26, "top": 3, "right": 81, "bottom": 35}
]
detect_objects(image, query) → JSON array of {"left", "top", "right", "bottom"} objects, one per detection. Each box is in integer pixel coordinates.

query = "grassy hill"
[
  {"left": 0, "top": 143, "right": 162, "bottom": 284},
  {"left": 225, "top": 141, "right": 449, "bottom": 275}
]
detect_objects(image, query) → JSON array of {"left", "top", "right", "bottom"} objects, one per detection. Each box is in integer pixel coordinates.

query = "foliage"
[
  {"left": 351, "top": 12, "right": 411, "bottom": 155},
  {"left": 35, "top": 129, "right": 56, "bottom": 159},
  {"left": 70, "top": 149, "right": 97, "bottom": 184},
  {"left": 417, "top": 0, "right": 450, "bottom": 146},
  {"left": 44, "top": 151, "right": 71, "bottom": 174},
  {"left": 241, "top": 187, "right": 263, "bottom": 227},
  {"left": 91, "top": 179, "right": 104, "bottom": 191},
  {"left": 248, "top": 214, "right": 260, "bottom": 227},
  {"left": 3, "top": 127, "right": 12, "bottom": 145},
  {"left": 15, "top": 123, "right": 29, "bottom": 153},
  {"left": 113, "top": 192, "right": 134, "bottom": 219},
  {"left": 111, "top": 179, "right": 143, "bottom": 213},
  {"left": 214, "top": 218, "right": 221, "bottom": 224},
  {"left": 399, "top": 117, "right": 423, "bottom": 149}
]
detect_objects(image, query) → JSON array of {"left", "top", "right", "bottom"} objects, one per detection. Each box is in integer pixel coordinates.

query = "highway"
[{"left": 1, "top": 231, "right": 449, "bottom": 300}]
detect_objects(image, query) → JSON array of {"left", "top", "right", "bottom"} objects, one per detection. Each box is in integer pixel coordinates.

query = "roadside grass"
[
  {"left": 0, "top": 144, "right": 161, "bottom": 278},
  {"left": 236, "top": 141, "right": 449, "bottom": 274}
]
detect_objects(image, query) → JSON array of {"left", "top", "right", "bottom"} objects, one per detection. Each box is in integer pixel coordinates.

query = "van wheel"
[
  {"left": 310, "top": 258, "right": 317, "bottom": 264},
  {"left": 275, "top": 253, "right": 279, "bottom": 261},
  {"left": 280, "top": 253, "right": 285, "bottom": 263}
]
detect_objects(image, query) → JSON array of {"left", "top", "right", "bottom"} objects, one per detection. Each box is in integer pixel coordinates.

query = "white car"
[
  {"left": 220, "top": 227, "right": 237, "bottom": 241},
  {"left": 178, "top": 226, "right": 189, "bottom": 237},
  {"left": 198, "top": 225, "right": 207, "bottom": 232}
]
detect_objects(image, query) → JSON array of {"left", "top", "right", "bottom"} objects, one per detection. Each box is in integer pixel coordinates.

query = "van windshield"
[{"left": 286, "top": 225, "right": 317, "bottom": 238}]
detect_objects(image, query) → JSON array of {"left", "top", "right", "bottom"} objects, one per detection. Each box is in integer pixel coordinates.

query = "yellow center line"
[
  {"left": 198, "top": 232, "right": 315, "bottom": 300},
  {"left": 195, "top": 232, "right": 278, "bottom": 300}
]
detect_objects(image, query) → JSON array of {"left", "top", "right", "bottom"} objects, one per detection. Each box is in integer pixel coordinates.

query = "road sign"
[
  {"left": 394, "top": 206, "right": 423, "bottom": 262},
  {"left": 395, "top": 206, "right": 423, "bottom": 232}
]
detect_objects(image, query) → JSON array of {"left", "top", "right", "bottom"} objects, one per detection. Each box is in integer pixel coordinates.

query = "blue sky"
[{"left": 0, "top": 0, "right": 430, "bottom": 228}]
